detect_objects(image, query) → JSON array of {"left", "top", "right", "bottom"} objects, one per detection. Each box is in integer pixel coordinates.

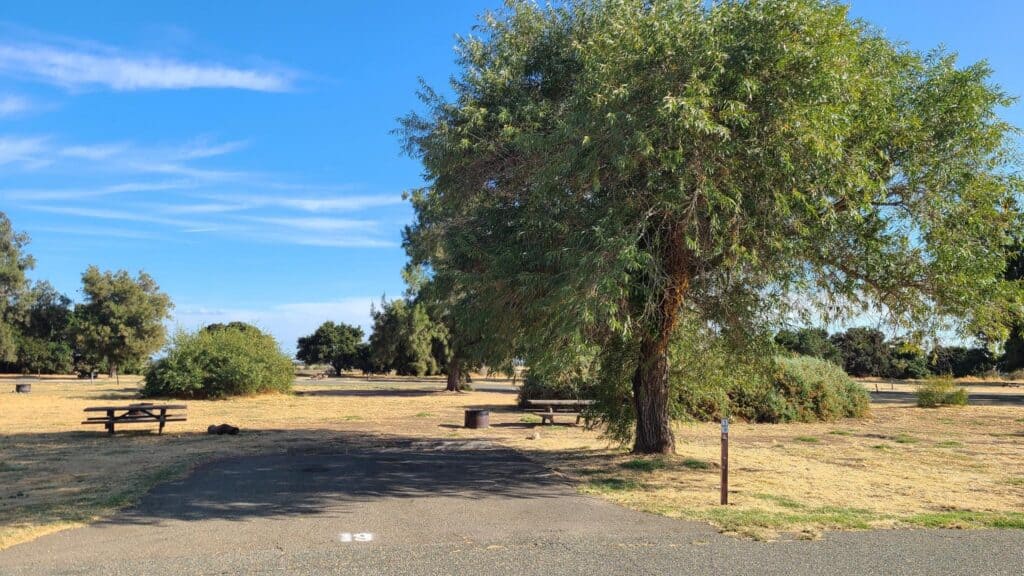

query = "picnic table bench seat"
[
  {"left": 82, "top": 403, "right": 187, "bottom": 435},
  {"left": 525, "top": 399, "right": 595, "bottom": 427}
]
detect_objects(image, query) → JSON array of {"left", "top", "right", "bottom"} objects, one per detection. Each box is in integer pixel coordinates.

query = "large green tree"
[
  {"left": 296, "top": 321, "right": 365, "bottom": 375},
  {"left": 368, "top": 297, "right": 447, "bottom": 377},
  {"left": 71, "top": 266, "right": 173, "bottom": 380},
  {"left": 401, "top": 0, "right": 1022, "bottom": 453},
  {"left": 0, "top": 212, "right": 34, "bottom": 363}
]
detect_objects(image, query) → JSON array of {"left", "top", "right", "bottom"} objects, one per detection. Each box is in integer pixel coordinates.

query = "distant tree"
[
  {"left": 71, "top": 266, "right": 173, "bottom": 381},
  {"left": 368, "top": 297, "right": 446, "bottom": 377},
  {"left": 203, "top": 321, "right": 262, "bottom": 334},
  {"left": 400, "top": 0, "right": 1022, "bottom": 452},
  {"left": 7, "top": 282, "right": 75, "bottom": 374},
  {"left": 830, "top": 328, "right": 892, "bottom": 377},
  {"left": 0, "top": 212, "right": 34, "bottom": 362},
  {"left": 296, "top": 321, "right": 365, "bottom": 375},
  {"left": 1002, "top": 235, "right": 1024, "bottom": 371},
  {"left": 888, "top": 339, "right": 930, "bottom": 380},
  {"left": 928, "top": 345, "right": 996, "bottom": 377},
  {"left": 354, "top": 342, "right": 373, "bottom": 374},
  {"left": 774, "top": 328, "right": 842, "bottom": 365}
]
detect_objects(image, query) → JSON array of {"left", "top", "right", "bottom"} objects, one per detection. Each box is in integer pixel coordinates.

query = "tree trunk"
[
  {"left": 632, "top": 337, "right": 675, "bottom": 454},
  {"left": 631, "top": 224, "right": 691, "bottom": 455},
  {"left": 446, "top": 361, "right": 461, "bottom": 392}
]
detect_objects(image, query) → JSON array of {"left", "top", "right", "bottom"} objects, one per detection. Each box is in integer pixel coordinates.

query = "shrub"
[
  {"left": 916, "top": 376, "right": 969, "bottom": 407},
  {"left": 1010, "top": 368, "right": 1024, "bottom": 382},
  {"left": 750, "top": 356, "right": 870, "bottom": 423},
  {"left": 143, "top": 325, "right": 293, "bottom": 399},
  {"left": 518, "top": 371, "right": 597, "bottom": 406}
]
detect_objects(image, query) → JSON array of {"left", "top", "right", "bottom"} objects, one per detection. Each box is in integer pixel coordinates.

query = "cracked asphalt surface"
[{"left": 1, "top": 439, "right": 1022, "bottom": 575}]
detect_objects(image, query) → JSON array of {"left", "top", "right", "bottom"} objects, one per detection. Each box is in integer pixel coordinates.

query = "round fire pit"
[{"left": 464, "top": 409, "right": 490, "bottom": 429}]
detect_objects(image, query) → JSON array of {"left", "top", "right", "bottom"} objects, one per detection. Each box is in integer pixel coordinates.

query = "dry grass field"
[{"left": 1, "top": 374, "right": 1022, "bottom": 547}]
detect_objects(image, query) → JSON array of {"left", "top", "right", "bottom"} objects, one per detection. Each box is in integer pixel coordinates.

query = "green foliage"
[
  {"left": 368, "top": 297, "right": 447, "bottom": 376},
  {"left": 763, "top": 356, "right": 870, "bottom": 423},
  {"left": 927, "top": 346, "right": 996, "bottom": 377},
  {"left": 889, "top": 340, "right": 930, "bottom": 379},
  {"left": 71, "top": 266, "right": 173, "bottom": 376},
  {"left": 143, "top": 324, "right": 293, "bottom": 399},
  {"left": 401, "top": 0, "right": 1022, "bottom": 451},
  {"left": 916, "top": 376, "right": 969, "bottom": 407},
  {"left": 0, "top": 212, "right": 34, "bottom": 363},
  {"left": 13, "top": 335, "right": 72, "bottom": 374},
  {"left": 774, "top": 328, "right": 841, "bottom": 365},
  {"left": 296, "top": 321, "right": 364, "bottom": 374},
  {"left": 830, "top": 328, "right": 892, "bottom": 377}
]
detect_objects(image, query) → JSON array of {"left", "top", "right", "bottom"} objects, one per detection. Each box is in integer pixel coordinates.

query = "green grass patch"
[
  {"left": 1006, "top": 477, "right": 1024, "bottom": 487},
  {"left": 752, "top": 493, "right": 805, "bottom": 509},
  {"left": 620, "top": 458, "right": 666, "bottom": 472},
  {"left": 681, "top": 458, "right": 712, "bottom": 470},
  {"left": 342, "top": 415, "right": 362, "bottom": 421},
  {"left": 794, "top": 436, "right": 819, "bottom": 443},
  {"left": 935, "top": 440, "right": 963, "bottom": 448},
  {"left": 905, "top": 511, "right": 1024, "bottom": 529},
  {"left": 583, "top": 477, "right": 640, "bottom": 493},
  {"left": 893, "top": 434, "right": 918, "bottom": 444},
  {"left": 519, "top": 414, "right": 542, "bottom": 424},
  {"left": 828, "top": 429, "right": 853, "bottom": 436},
  {"left": 414, "top": 412, "right": 434, "bottom": 418},
  {"left": 697, "top": 506, "right": 876, "bottom": 538},
  {"left": 871, "top": 444, "right": 891, "bottom": 450}
]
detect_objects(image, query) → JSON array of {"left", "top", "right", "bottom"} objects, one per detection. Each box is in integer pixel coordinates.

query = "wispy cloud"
[
  {"left": 0, "top": 94, "right": 32, "bottom": 117},
  {"left": 246, "top": 216, "right": 379, "bottom": 231},
  {"left": 2, "top": 180, "right": 192, "bottom": 201},
  {"left": 0, "top": 42, "right": 294, "bottom": 92},
  {"left": 205, "top": 193, "right": 405, "bottom": 213},
  {"left": 25, "top": 204, "right": 208, "bottom": 229},
  {"left": 172, "top": 297, "right": 376, "bottom": 353},
  {"left": 0, "top": 136, "right": 49, "bottom": 168}
]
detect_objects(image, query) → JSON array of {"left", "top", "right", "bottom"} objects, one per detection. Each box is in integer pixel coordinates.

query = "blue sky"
[{"left": 0, "top": 1, "right": 1020, "bottom": 353}]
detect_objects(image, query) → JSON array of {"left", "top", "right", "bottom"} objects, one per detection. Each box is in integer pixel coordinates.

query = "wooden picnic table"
[
  {"left": 525, "top": 399, "right": 595, "bottom": 427},
  {"left": 82, "top": 403, "right": 187, "bottom": 435}
]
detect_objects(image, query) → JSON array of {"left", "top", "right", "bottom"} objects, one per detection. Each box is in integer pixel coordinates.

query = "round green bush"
[
  {"left": 143, "top": 325, "right": 294, "bottom": 399},
  {"left": 754, "top": 356, "right": 870, "bottom": 422}
]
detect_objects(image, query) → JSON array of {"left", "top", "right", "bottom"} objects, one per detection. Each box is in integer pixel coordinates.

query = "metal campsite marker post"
[{"left": 720, "top": 418, "right": 729, "bottom": 505}]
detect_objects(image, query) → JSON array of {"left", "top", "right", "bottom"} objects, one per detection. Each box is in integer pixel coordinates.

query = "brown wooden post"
[{"left": 720, "top": 418, "right": 729, "bottom": 505}]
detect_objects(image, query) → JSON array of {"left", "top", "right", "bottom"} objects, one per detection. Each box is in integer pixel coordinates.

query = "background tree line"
[
  {"left": 774, "top": 327, "right": 1019, "bottom": 380},
  {"left": 0, "top": 212, "right": 173, "bottom": 377}
]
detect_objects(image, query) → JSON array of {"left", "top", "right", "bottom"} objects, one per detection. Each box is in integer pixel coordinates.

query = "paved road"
[{"left": 2, "top": 439, "right": 1022, "bottom": 575}]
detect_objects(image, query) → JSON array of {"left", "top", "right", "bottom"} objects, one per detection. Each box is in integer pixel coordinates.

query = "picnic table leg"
[{"left": 106, "top": 409, "right": 114, "bottom": 435}]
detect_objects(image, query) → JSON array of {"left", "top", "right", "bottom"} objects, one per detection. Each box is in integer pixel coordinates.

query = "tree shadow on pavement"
[{"left": 96, "top": 432, "right": 571, "bottom": 528}]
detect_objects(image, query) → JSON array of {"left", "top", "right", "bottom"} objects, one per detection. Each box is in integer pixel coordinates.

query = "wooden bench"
[
  {"left": 82, "top": 403, "right": 187, "bottom": 435},
  {"left": 525, "top": 399, "right": 595, "bottom": 427}
]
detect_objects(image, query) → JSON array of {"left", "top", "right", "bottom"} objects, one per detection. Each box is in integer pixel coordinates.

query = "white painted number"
[{"left": 339, "top": 532, "right": 374, "bottom": 543}]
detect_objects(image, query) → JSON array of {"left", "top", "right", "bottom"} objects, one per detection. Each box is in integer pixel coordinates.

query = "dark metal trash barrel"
[
  {"left": 464, "top": 409, "right": 490, "bottom": 429},
  {"left": 15, "top": 383, "right": 31, "bottom": 393}
]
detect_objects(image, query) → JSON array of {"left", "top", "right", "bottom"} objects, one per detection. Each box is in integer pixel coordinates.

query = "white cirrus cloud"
[
  {"left": 172, "top": 297, "right": 376, "bottom": 353},
  {"left": 0, "top": 94, "right": 32, "bottom": 117},
  {"left": 0, "top": 135, "right": 49, "bottom": 168},
  {"left": 0, "top": 42, "right": 293, "bottom": 92}
]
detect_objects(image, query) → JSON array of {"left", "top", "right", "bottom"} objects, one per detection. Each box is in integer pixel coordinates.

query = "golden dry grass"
[{"left": 1, "top": 374, "right": 1022, "bottom": 547}]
